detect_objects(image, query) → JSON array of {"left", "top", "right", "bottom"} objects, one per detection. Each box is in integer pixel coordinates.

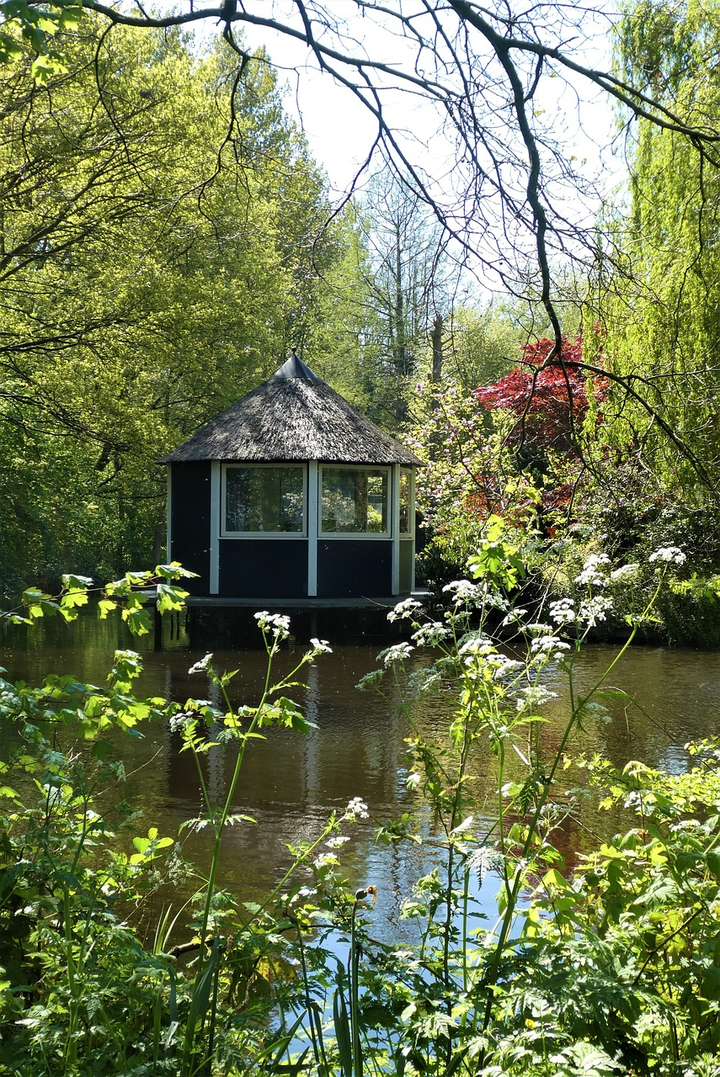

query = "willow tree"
[{"left": 600, "top": 0, "right": 720, "bottom": 496}]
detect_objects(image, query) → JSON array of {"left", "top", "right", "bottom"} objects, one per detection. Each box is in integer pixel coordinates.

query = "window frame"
[
  {"left": 399, "top": 468, "right": 414, "bottom": 536},
  {"left": 221, "top": 462, "right": 307, "bottom": 539},
  {"left": 319, "top": 464, "right": 392, "bottom": 539}
]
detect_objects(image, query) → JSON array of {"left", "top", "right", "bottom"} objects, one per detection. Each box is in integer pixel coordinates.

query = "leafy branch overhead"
[{"left": 2, "top": 563, "right": 194, "bottom": 637}]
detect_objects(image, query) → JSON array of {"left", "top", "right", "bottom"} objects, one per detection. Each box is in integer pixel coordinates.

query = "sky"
[{"left": 235, "top": 5, "right": 623, "bottom": 205}]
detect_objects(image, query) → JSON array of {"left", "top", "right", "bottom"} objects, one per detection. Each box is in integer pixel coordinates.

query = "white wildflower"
[
  {"left": 458, "top": 634, "right": 494, "bottom": 657},
  {"left": 442, "top": 579, "right": 485, "bottom": 606},
  {"left": 313, "top": 853, "right": 338, "bottom": 870},
  {"left": 649, "top": 546, "right": 686, "bottom": 565},
  {"left": 326, "top": 835, "right": 350, "bottom": 849},
  {"left": 388, "top": 598, "right": 423, "bottom": 623},
  {"left": 345, "top": 797, "right": 369, "bottom": 820},
  {"left": 188, "top": 653, "right": 213, "bottom": 675},
  {"left": 549, "top": 598, "right": 576, "bottom": 625},
  {"left": 254, "top": 611, "right": 291, "bottom": 638},
  {"left": 309, "top": 637, "right": 332, "bottom": 655},
  {"left": 492, "top": 656, "right": 525, "bottom": 681},
  {"left": 169, "top": 713, "right": 194, "bottom": 733},
  {"left": 515, "top": 685, "right": 558, "bottom": 712},
  {"left": 411, "top": 621, "right": 450, "bottom": 646},
  {"left": 379, "top": 642, "right": 414, "bottom": 666},
  {"left": 575, "top": 552, "right": 610, "bottom": 587},
  {"left": 610, "top": 562, "right": 640, "bottom": 581},
  {"left": 530, "top": 635, "right": 571, "bottom": 655},
  {"left": 525, "top": 622, "right": 555, "bottom": 637},
  {"left": 578, "top": 595, "right": 614, "bottom": 627}
]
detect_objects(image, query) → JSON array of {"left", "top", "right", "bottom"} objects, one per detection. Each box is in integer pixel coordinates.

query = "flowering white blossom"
[
  {"left": 188, "top": 654, "right": 213, "bottom": 675},
  {"left": 515, "top": 685, "right": 558, "bottom": 711},
  {"left": 578, "top": 595, "right": 613, "bottom": 627},
  {"left": 442, "top": 579, "right": 485, "bottom": 606},
  {"left": 326, "top": 835, "right": 350, "bottom": 849},
  {"left": 610, "top": 562, "right": 640, "bottom": 582},
  {"left": 309, "top": 638, "right": 332, "bottom": 655},
  {"left": 254, "top": 611, "right": 291, "bottom": 638},
  {"left": 575, "top": 553, "right": 611, "bottom": 587},
  {"left": 169, "top": 713, "right": 195, "bottom": 733},
  {"left": 313, "top": 853, "right": 339, "bottom": 870},
  {"left": 530, "top": 635, "right": 571, "bottom": 655},
  {"left": 649, "top": 546, "right": 686, "bottom": 565},
  {"left": 411, "top": 621, "right": 450, "bottom": 646},
  {"left": 345, "top": 797, "right": 369, "bottom": 820},
  {"left": 491, "top": 656, "right": 525, "bottom": 681},
  {"left": 387, "top": 598, "right": 423, "bottom": 623},
  {"left": 379, "top": 642, "right": 414, "bottom": 666},
  {"left": 525, "top": 622, "right": 555, "bottom": 637},
  {"left": 458, "top": 634, "right": 494, "bottom": 657},
  {"left": 549, "top": 598, "right": 576, "bottom": 625}
]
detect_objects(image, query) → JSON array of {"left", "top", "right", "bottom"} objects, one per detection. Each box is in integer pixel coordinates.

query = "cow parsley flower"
[
  {"left": 530, "top": 635, "right": 571, "bottom": 655},
  {"left": 313, "top": 853, "right": 339, "bottom": 870},
  {"left": 388, "top": 598, "right": 423, "bottom": 622},
  {"left": 345, "top": 797, "right": 369, "bottom": 820},
  {"left": 610, "top": 562, "right": 640, "bottom": 582},
  {"left": 379, "top": 642, "right": 414, "bottom": 666},
  {"left": 442, "top": 579, "right": 484, "bottom": 606},
  {"left": 309, "top": 637, "right": 332, "bottom": 655},
  {"left": 254, "top": 611, "right": 291, "bottom": 638},
  {"left": 411, "top": 621, "right": 450, "bottom": 646},
  {"left": 189, "top": 653, "right": 213, "bottom": 675},
  {"left": 649, "top": 546, "right": 686, "bottom": 565},
  {"left": 515, "top": 685, "right": 558, "bottom": 711},
  {"left": 575, "top": 553, "right": 610, "bottom": 587},
  {"left": 578, "top": 595, "right": 613, "bottom": 627},
  {"left": 326, "top": 835, "right": 350, "bottom": 849},
  {"left": 549, "top": 598, "right": 576, "bottom": 625}
]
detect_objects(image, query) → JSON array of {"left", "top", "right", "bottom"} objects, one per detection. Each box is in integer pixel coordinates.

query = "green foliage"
[
  {"left": 2, "top": 555, "right": 719, "bottom": 1076},
  {"left": 0, "top": 17, "right": 364, "bottom": 598},
  {"left": 604, "top": 0, "right": 720, "bottom": 493},
  {"left": 404, "top": 377, "right": 540, "bottom": 587}
]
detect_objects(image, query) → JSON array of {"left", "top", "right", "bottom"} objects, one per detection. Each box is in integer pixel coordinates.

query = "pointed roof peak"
[
  {"left": 158, "top": 352, "right": 423, "bottom": 466},
  {"left": 271, "top": 348, "right": 320, "bottom": 382}
]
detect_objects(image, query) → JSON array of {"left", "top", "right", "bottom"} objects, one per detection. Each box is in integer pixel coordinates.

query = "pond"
[{"left": 2, "top": 610, "right": 720, "bottom": 937}]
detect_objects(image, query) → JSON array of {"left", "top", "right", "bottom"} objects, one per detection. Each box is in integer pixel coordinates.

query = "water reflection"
[{"left": 2, "top": 615, "right": 720, "bottom": 933}]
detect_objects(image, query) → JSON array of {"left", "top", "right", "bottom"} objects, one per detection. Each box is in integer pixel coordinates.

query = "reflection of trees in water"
[{"left": 4, "top": 628, "right": 720, "bottom": 929}]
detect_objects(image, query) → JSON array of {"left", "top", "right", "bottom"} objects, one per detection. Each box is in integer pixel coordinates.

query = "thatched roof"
[{"left": 159, "top": 354, "right": 422, "bottom": 466}]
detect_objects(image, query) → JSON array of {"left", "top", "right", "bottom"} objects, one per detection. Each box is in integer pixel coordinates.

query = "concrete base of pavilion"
[{"left": 156, "top": 591, "right": 433, "bottom": 650}]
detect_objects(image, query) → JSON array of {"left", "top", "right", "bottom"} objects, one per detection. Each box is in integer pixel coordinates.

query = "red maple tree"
[{"left": 475, "top": 335, "right": 608, "bottom": 453}]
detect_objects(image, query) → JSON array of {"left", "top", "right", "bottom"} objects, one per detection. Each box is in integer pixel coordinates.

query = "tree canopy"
[{"left": 0, "top": 16, "right": 362, "bottom": 593}]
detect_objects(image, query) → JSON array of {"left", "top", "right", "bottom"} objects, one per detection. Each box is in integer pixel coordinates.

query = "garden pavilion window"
[
  {"left": 321, "top": 466, "right": 390, "bottom": 535},
  {"left": 223, "top": 465, "right": 305, "bottom": 535}
]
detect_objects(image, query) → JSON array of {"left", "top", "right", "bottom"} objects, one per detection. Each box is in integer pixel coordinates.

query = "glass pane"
[
  {"left": 399, "top": 470, "right": 411, "bottom": 534},
  {"left": 225, "top": 467, "right": 304, "bottom": 533},
  {"left": 321, "top": 468, "right": 388, "bottom": 534}
]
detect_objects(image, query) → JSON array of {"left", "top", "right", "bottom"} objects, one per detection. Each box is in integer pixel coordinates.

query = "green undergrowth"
[{"left": 0, "top": 548, "right": 718, "bottom": 1077}]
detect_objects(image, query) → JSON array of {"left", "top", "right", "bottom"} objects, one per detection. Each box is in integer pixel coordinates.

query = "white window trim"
[
  {"left": 319, "top": 464, "right": 392, "bottom": 539},
  {"left": 221, "top": 462, "right": 307, "bottom": 539},
  {"left": 399, "top": 467, "right": 414, "bottom": 537}
]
